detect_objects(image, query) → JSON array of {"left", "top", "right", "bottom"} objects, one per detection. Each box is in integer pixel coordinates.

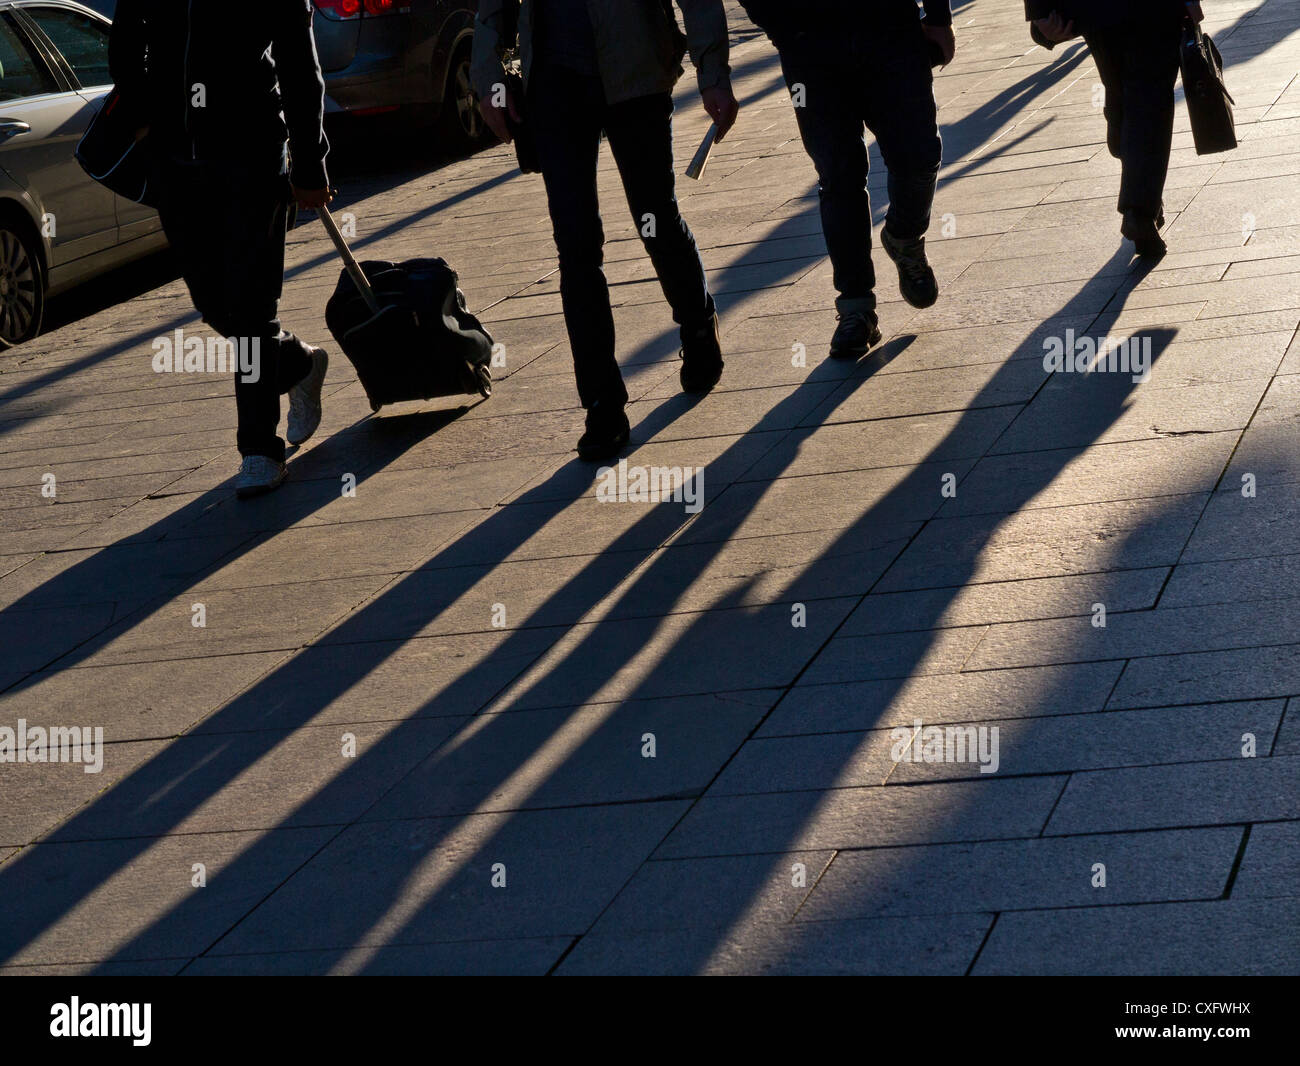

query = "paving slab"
[
  {"left": 1045, "top": 755, "right": 1300, "bottom": 835},
  {"left": 557, "top": 912, "right": 992, "bottom": 975},
  {"left": 798, "top": 827, "right": 1242, "bottom": 921},
  {"left": 209, "top": 802, "right": 689, "bottom": 953},
  {"left": 0, "top": 827, "right": 337, "bottom": 966},
  {"left": 657, "top": 776, "right": 1065, "bottom": 858},
  {"left": 973, "top": 898, "right": 1300, "bottom": 975},
  {"left": 183, "top": 938, "right": 571, "bottom": 976}
]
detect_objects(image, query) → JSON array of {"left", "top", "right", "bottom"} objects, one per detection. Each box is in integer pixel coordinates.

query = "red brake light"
[
  {"left": 363, "top": 0, "right": 409, "bottom": 12},
  {"left": 313, "top": 0, "right": 362, "bottom": 18}
]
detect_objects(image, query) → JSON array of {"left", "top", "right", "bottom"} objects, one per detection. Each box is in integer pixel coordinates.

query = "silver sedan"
[{"left": 0, "top": 0, "right": 165, "bottom": 347}]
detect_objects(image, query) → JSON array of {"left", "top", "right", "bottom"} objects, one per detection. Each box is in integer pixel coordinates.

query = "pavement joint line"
[
  {"left": 1268, "top": 701, "right": 1293, "bottom": 758},
  {"left": 755, "top": 697, "right": 1296, "bottom": 738},
  {"left": 631, "top": 820, "right": 1300, "bottom": 863},
  {"left": 1220, "top": 825, "right": 1255, "bottom": 900}
]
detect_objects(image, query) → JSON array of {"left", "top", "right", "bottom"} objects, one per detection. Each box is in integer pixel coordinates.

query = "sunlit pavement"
[{"left": 1, "top": 0, "right": 1297, "bottom": 975}]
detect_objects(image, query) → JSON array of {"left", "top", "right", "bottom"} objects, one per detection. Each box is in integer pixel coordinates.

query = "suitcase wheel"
[{"left": 475, "top": 363, "right": 492, "bottom": 399}]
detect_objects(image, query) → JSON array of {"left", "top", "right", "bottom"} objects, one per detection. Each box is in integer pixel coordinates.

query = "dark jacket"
[
  {"left": 108, "top": 0, "right": 329, "bottom": 190},
  {"left": 1024, "top": 0, "right": 1191, "bottom": 47},
  {"left": 472, "top": 0, "right": 731, "bottom": 105},
  {"left": 741, "top": 0, "right": 953, "bottom": 44}
]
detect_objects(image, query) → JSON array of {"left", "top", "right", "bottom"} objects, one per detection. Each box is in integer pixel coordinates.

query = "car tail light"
[
  {"left": 313, "top": 0, "right": 362, "bottom": 18},
  {"left": 313, "top": 0, "right": 410, "bottom": 15}
]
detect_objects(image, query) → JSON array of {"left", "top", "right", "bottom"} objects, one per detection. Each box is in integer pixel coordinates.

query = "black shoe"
[
  {"left": 829, "top": 309, "right": 882, "bottom": 360},
  {"left": 679, "top": 312, "right": 724, "bottom": 393},
  {"left": 1122, "top": 210, "right": 1167, "bottom": 258},
  {"left": 881, "top": 228, "right": 940, "bottom": 309},
  {"left": 577, "top": 401, "right": 630, "bottom": 461}
]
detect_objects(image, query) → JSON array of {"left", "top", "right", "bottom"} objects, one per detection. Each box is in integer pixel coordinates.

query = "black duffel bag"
[
  {"left": 321, "top": 208, "right": 494, "bottom": 411},
  {"left": 1180, "top": 19, "right": 1237, "bottom": 155},
  {"left": 75, "top": 88, "right": 157, "bottom": 207}
]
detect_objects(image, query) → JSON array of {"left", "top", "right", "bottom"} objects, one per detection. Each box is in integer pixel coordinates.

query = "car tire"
[
  {"left": 0, "top": 222, "right": 44, "bottom": 348},
  {"left": 436, "top": 42, "right": 487, "bottom": 156}
]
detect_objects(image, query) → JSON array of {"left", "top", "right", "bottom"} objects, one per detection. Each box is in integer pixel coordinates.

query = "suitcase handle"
[{"left": 319, "top": 203, "right": 380, "bottom": 315}]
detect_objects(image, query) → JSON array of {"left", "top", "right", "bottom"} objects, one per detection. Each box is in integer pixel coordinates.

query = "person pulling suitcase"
[{"left": 108, "top": 0, "right": 334, "bottom": 499}]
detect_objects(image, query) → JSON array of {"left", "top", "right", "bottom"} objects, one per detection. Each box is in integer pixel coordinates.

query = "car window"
[
  {"left": 24, "top": 6, "right": 111, "bottom": 88},
  {"left": 0, "top": 15, "right": 57, "bottom": 101}
]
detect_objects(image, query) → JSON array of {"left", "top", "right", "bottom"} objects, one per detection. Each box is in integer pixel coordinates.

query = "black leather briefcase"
[{"left": 1180, "top": 20, "right": 1237, "bottom": 155}]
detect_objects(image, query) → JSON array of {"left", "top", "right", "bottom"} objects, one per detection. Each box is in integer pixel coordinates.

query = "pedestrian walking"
[
  {"left": 1026, "top": 1, "right": 1207, "bottom": 257},
  {"left": 472, "top": 0, "right": 739, "bottom": 461},
  {"left": 738, "top": 0, "right": 954, "bottom": 359},
  {"left": 109, "top": 0, "right": 334, "bottom": 498}
]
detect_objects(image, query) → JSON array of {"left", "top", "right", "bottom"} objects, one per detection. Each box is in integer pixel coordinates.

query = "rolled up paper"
[{"left": 686, "top": 122, "right": 718, "bottom": 181}]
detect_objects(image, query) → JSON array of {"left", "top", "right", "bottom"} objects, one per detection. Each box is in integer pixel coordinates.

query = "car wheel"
[
  {"left": 0, "top": 224, "right": 43, "bottom": 348},
  {"left": 437, "top": 44, "right": 486, "bottom": 155}
]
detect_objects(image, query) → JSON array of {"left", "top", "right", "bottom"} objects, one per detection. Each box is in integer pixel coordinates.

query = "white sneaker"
[
  {"left": 287, "top": 347, "right": 329, "bottom": 446},
  {"left": 234, "top": 455, "right": 286, "bottom": 499}
]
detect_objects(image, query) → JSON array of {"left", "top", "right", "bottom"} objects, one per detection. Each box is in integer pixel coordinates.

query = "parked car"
[
  {"left": 312, "top": 0, "right": 484, "bottom": 151},
  {"left": 86, "top": 1, "right": 486, "bottom": 151},
  {"left": 0, "top": 0, "right": 165, "bottom": 347}
]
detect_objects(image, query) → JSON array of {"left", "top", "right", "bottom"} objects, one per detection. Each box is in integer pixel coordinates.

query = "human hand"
[
  {"left": 291, "top": 186, "right": 333, "bottom": 210},
  {"left": 479, "top": 88, "right": 522, "bottom": 144},
  {"left": 922, "top": 23, "right": 956, "bottom": 66},
  {"left": 1033, "top": 12, "right": 1077, "bottom": 42},
  {"left": 701, "top": 84, "right": 739, "bottom": 142}
]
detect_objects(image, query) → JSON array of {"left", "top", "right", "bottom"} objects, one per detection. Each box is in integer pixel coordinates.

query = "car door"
[
  {"left": 0, "top": 7, "right": 116, "bottom": 266},
  {"left": 17, "top": 2, "right": 159, "bottom": 243}
]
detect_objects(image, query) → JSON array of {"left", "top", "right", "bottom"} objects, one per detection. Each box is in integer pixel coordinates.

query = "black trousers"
[
  {"left": 527, "top": 61, "right": 715, "bottom": 410},
  {"left": 1083, "top": 19, "right": 1183, "bottom": 218},
  {"left": 154, "top": 152, "right": 313, "bottom": 462},
  {"left": 774, "top": 18, "right": 941, "bottom": 314}
]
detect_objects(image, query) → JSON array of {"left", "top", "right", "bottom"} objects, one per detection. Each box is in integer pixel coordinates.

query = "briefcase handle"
[{"left": 318, "top": 202, "right": 380, "bottom": 314}]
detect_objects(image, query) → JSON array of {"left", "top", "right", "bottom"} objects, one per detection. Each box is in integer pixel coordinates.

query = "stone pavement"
[{"left": 1, "top": 0, "right": 1298, "bottom": 975}]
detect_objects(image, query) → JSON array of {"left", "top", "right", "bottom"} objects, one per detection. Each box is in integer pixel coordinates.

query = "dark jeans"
[
  {"left": 528, "top": 61, "right": 715, "bottom": 409},
  {"left": 776, "top": 19, "right": 942, "bottom": 314},
  {"left": 154, "top": 151, "right": 312, "bottom": 462},
  {"left": 1083, "top": 19, "right": 1182, "bottom": 218}
]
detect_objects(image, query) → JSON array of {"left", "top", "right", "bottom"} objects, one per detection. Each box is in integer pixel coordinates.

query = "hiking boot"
[
  {"left": 234, "top": 455, "right": 286, "bottom": 499},
  {"left": 679, "top": 312, "right": 724, "bottom": 393},
  {"left": 577, "top": 400, "right": 630, "bottom": 462},
  {"left": 287, "top": 346, "right": 329, "bottom": 445},
  {"left": 829, "top": 309, "right": 882, "bottom": 360},
  {"left": 881, "top": 228, "right": 940, "bottom": 308},
  {"left": 1122, "top": 210, "right": 1166, "bottom": 258}
]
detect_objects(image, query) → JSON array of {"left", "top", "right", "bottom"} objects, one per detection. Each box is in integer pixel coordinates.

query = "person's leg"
[
  {"left": 528, "top": 62, "right": 627, "bottom": 410},
  {"left": 775, "top": 31, "right": 876, "bottom": 316},
  {"left": 860, "top": 18, "right": 942, "bottom": 308},
  {"left": 603, "top": 90, "right": 721, "bottom": 390},
  {"left": 603, "top": 92, "right": 713, "bottom": 329},
  {"left": 154, "top": 157, "right": 310, "bottom": 463},
  {"left": 1114, "top": 21, "right": 1180, "bottom": 219},
  {"left": 861, "top": 21, "right": 941, "bottom": 242},
  {"left": 1084, "top": 28, "right": 1126, "bottom": 162},
  {"left": 217, "top": 165, "right": 313, "bottom": 461}
]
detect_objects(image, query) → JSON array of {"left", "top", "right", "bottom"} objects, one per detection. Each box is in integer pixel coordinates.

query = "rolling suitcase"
[{"left": 320, "top": 206, "right": 494, "bottom": 411}]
